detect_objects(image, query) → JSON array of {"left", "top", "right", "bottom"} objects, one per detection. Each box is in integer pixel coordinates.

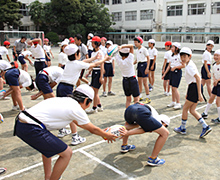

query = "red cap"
[
  {"left": 69, "top": 37, "right": 74, "bottom": 41},
  {"left": 135, "top": 36, "right": 143, "bottom": 44},
  {"left": 70, "top": 39, "right": 75, "bottom": 43},
  {"left": 14, "top": 61, "right": 18, "bottom": 68},
  {"left": 165, "top": 41, "right": 172, "bottom": 46},
  {"left": 91, "top": 36, "right": 101, "bottom": 42},
  {"left": 33, "top": 41, "right": 38, "bottom": 45},
  {"left": 101, "top": 37, "right": 107, "bottom": 41},
  {"left": 44, "top": 38, "right": 49, "bottom": 42},
  {"left": 3, "top": 41, "right": 10, "bottom": 46}
]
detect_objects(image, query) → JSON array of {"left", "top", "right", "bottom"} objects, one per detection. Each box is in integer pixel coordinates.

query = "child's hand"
[
  {"left": 214, "top": 80, "right": 218, "bottom": 86},
  {"left": 199, "top": 94, "right": 204, "bottom": 102},
  {"left": 208, "top": 72, "right": 211, "bottom": 78},
  {"left": 119, "top": 127, "right": 128, "bottom": 139}
]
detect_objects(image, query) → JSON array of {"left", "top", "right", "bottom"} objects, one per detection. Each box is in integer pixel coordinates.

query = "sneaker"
[
  {"left": 173, "top": 103, "right": 181, "bottom": 110},
  {"left": 57, "top": 128, "right": 71, "bottom": 138},
  {"left": 200, "top": 126, "right": 212, "bottom": 138},
  {"left": 121, "top": 144, "right": 136, "bottom": 153},
  {"left": 164, "top": 92, "right": 167, "bottom": 96},
  {"left": 143, "top": 98, "right": 151, "bottom": 104},
  {"left": 173, "top": 126, "right": 186, "bottom": 135},
  {"left": 102, "top": 91, "right": 107, "bottom": 97},
  {"left": 0, "top": 168, "right": 6, "bottom": 175},
  {"left": 71, "top": 134, "right": 86, "bottom": 146},
  {"left": 0, "top": 96, "right": 10, "bottom": 100},
  {"left": 108, "top": 91, "right": 116, "bottom": 96},
  {"left": 211, "top": 117, "right": 220, "bottom": 124},
  {"left": 147, "top": 157, "right": 165, "bottom": 166},
  {"left": 97, "top": 106, "right": 103, "bottom": 112},
  {"left": 149, "top": 87, "right": 153, "bottom": 92},
  {"left": 167, "top": 102, "right": 176, "bottom": 107},
  {"left": 86, "top": 108, "right": 98, "bottom": 114},
  {"left": 166, "top": 92, "right": 172, "bottom": 96},
  {"left": 201, "top": 112, "right": 208, "bottom": 119},
  {"left": 12, "top": 105, "right": 19, "bottom": 111}
]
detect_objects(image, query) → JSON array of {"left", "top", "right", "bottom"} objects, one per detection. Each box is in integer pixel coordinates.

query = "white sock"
[
  {"left": 217, "top": 107, "right": 220, "bottom": 119},
  {"left": 204, "top": 103, "right": 212, "bottom": 114},
  {"left": 146, "top": 94, "right": 150, "bottom": 98},
  {"left": 72, "top": 132, "right": 78, "bottom": 136},
  {"left": 140, "top": 94, "right": 142, "bottom": 98}
]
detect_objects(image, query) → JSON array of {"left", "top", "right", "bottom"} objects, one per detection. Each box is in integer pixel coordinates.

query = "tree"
[
  {"left": 45, "top": 32, "right": 59, "bottom": 45},
  {"left": 0, "top": 0, "right": 23, "bottom": 30}
]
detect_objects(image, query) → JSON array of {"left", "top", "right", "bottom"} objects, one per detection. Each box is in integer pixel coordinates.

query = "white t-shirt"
[
  {"left": 202, "top": 50, "right": 212, "bottom": 64},
  {"left": 170, "top": 54, "right": 182, "bottom": 68},
  {"left": 31, "top": 44, "right": 45, "bottom": 60},
  {"left": 43, "top": 45, "right": 51, "bottom": 53},
  {"left": 185, "top": 60, "right": 200, "bottom": 84},
  {"left": 18, "top": 97, "right": 90, "bottom": 131},
  {"left": 0, "top": 60, "right": 11, "bottom": 71},
  {"left": 0, "top": 46, "right": 9, "bottom": 56},
  {"left": 100, "top": 45, "right": 107, "bottom": 56},
  {"left": 60, "top": 60, "right": 90, "bottom": 85},
  {"left": 115, "top": 53, "right": 135, "bottom": 77},
  {"left": 19, "top": 50, "right": 32, "bottom": 57},
  {"left": 42, "top": 66, "right": 63, "bottom": 83},
  {"left": 136, "top": 46, "right": 149, "bottom": 63},
  {"left": 164, "top": 50, "right": 172, "bottom": 63},
  {"left": 91, "top": 50, "right": 104, "bottom": 70},
  {"left": 213, "top": 63, "right": 220, "bottom": 80},
  {"left": 148, "top": 47, "right": 157, "bottom": 59},
  {"left": 58, "top": 52, "right": 68, "bottom": 65},
  {"left": 19, "top": 69, "right": 32, "bottom": 87},
  {"left": 87, "top": 40, "right": 93, "bottom": 50}
]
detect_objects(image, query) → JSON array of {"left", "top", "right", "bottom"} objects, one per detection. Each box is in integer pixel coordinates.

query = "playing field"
[{"left": 1, "top": 47, "right": 220, "bottom": 180}]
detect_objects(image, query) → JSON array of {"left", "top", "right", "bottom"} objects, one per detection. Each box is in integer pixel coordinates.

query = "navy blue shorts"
[
  {"left": 137, "top": 62, "right": 148, "bottom": 77},
  {"left": 201, "top": 65, "right": 211, "bottom": 80},
  {"left": 34, "top": 61, "right": 47, "bottom": 76},
  {"left": 0, "top": 55, "right": 2, "bottom": 60},
  {"left": 5, "top": 69, "right": 20, "bottom": 86},
  {"left": 56, "top": 82, "right": 73, "bottom": 97},
  {"left": 163, "top": 63, "right": 170, "bottom": 80},
  {"left": 104, "top": 63, "right": 114, "bottom": 77},
  {"left": 80, "top": 69, "right": 85, "bottom": 79},
  {"left": 149, "top": 59, "right": 156, "bottom": 71},
  {"left": 16, "top": 120, "right": 68, "bottom": 158},
  {"left": 186, "top": 83, "right": 199, "bottom": 103},
  {"left": 35, "top": 74, "right": 53, "bottom": 94},
  {"left": 91, "top": 70, "right": 102, "bottom": 89},
  {"left": 46, "top": 52, "right": 51, "bottom": 62},
  {"left": 88, "top": 50, "right": 93, "bottom": 58},
  {"left": 122, "top": 77, "right": 140, "bottom": 97},
  {"left": 18, "top": 55, "right": 26, "bottom": 65},
  {"left": 212, "top": 84, "right": 220, "bottom": 97},
  {"left": 169, "top": 69, "right": 182, "bottom": 88},
  {"left": 125, "top": 103, "right": 162, "bottom": 132}
]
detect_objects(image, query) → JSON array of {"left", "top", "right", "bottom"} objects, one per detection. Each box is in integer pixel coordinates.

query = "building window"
[
  {"left": 212, "top": 2, "right": 220, "bottom": 14},
  {"left": 112, "top": 12, "right": 122, "bottom": 21},
  {"left": 20, "top": 3, "right": 29, "bottom": 16},
  {"left": 140, "top": 10, "right": 153, "bottom": 20},
  {"left": 188, "top": 3, "right": 206, "bottom": 15},
  {"left": 112, "top": 0, "right": 122, "bottom": 4},
  {"left": 19, "top": 26, "right": 30, "bottom": 31},
  {"left": 99, "top": 0, "right": 109, "bottom": 5},
  {"left": 125, "top": 11, "right": 137, "bottom": 21},
  {"left": 167, "top": 5, "right": 182, "bottom": 16},
  {"left": 126, "top": 0, "right": 137, "bottom": 3}
]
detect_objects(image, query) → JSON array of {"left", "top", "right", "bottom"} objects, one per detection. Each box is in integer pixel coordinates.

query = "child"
[
  {"left": 115, "top": 44, "right": 140, "bottom": 108},
  {"left": 174, "top": 47, "right": 212, "bottom": 138},
  {"left": 201, "top": 40, "right": 214, "bottom": 97},
  {"left": 201, "top": 49, "right": 220, "bottom": 123},
  {"left": 18, "top": 50, "right": 33, "bottom": 72},
  {"left": 87, "top": 33, "right": 94, "bottom": 58},
  {"left": 0, "top": 41, "right": 11, "bottom": 62},
  {"left": 119, "top": 103, "right": 170, "bottom": 166},
  {"left": 148, "top": 39, "right": 157, "bottom": 92},
  {"left": 134, "top": 36, "right": 150, "bottom": 103},
  {"left": 167, "top": 42, "right": 184, "bottom": 110},
  {"left": 58, "top": 40, "right": 69, "bottom": 69},
  {"left": 162, "top": 41, "right": 172, "bottom": 96},
  {"left": 43, "top": 38, "right": 54, "bottom": 67},
  {"left": 100, "top": 37, "right": 107, "bottom": 56},
  {"left": 0, "top": 60, "right": 11, "bottom": 93}
]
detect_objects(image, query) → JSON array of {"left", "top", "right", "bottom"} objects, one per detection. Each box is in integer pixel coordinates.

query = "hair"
[
  {"left": 67, "top": 49, "right": 80, "bottom": 61},
  {"left": 93, "top": 41, "right": 101, "bottom": 51},
  {"left": 180, "top": 52, "right": 190, "bottom": 57},
  {"left": 60, "top": 47, "right": 63, "bottom": 53},
  {"left": 68, "top": 91, "right": 92, "bottom": 105},
  {"left": 21, "top": 36, "right": 27, "bottom": 40},
  {"left": 28, "top": 76, "right": 35, "bottom": 90},
  {"left": 119, "top": 52, "right": 129, "bottom": 58},
  {"left": 172, "top": 47, "right": 180, "bottom": 56},
  {"left": 134, "top": 38, "right": 141, "bottom": 43},
  {"left": 75, "top": 34, "right": 82, "bottom": 41}
]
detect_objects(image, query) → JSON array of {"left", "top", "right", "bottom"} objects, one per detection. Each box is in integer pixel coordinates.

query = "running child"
[
  {"left": 0, "top": 41, "right": 11, "bottom": 62},
  {"left": 148, "top": 39, "right": 157, "bottom": 92},
  {"left": 167, "top": 42, "right": 184, "bottom": 110},
  {"left": 43, "top": 38, "right": 54, "bottom": 67},
  {"left": 133, "top": 36, "right": 151, "bottom": 103},
  {"left": 174, "top": 47, "right": 212, "bottom": 138},
  {"left": 18, "top": 50, "right": 33, "bottom": 72},
  {"left": 162, "top": 41, "right": 172, "bottom": 96},
  {"left": 58, "top": 40, "right": 69, "bottom": 69},
  {"left": 201, "top": 40, "right": 214, "bottom": 97},
  {"left": 119, "top": 103, "right": 170, "bottom": 166}
]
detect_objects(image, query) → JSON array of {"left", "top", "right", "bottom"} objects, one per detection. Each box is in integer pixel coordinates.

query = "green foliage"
[
  {"left": 45, "top": 32, "right": 60, "bottom": 45},
  {"left": 67, "top": 24, "right": 87, "bottom": 40}
]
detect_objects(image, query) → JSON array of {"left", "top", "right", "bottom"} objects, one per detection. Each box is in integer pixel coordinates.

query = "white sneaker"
[
  {"left": 164, "top": 92, "right": 167, "bottom": 96},
  {"left": 173, "top": 103, "right": 181, "bottom": 110},
  {"left": 12, "top": 105, "right": 20, "bottom": 111},
  {"left": 102, "top": 92, "right": 107, "bottom": 97},
  {"left": 166, "top": 92, "right": 172, "bottom": 96},
  {"left": 167, "top": 102, "right": 176, "bottom": 107},
  {"left": 86, "top": 108, "right": 98, "bottom": 114},
  {"left": 57, "top": 128, "right": 71, "bottom": 138},
  {"left": 0, "top": 96, "right": 10, "bottom": 100},
  {"left": 71, "top": 134, "right": 86, "bottom": 146},
  {"left": 97, "top": 106, "right": 103, "bottom": 112}
]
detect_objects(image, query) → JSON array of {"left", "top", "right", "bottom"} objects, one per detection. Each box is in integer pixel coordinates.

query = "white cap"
[
  {"left": 119, "top": 44, "right": 130, "bottom": 53},
  {"left": 64, "top": 44, "right": 79, "bottom": 56},
  {"left": 180, "top": 47, "right": 192, "bottom": 55},
  {"left": 158, "top": 114, "right": 170, "bottom": 126},
  {"left": 148, "top": 39, "right": 155, "bottom": 44},
  {"left": 214, "top": 49, "right": 220, "bottom": 55},
  {"left": 173, "top": 42, "right": 181, "bottom": 49},
  {"left": 75, "top": 84, "right": 94, "bottom": 100},
  {"left": 206, "top": 40, "right": 214, "bottom": 46},
  {"left": 106, "top": 40, "right": 113, "bottom": 46},
  {"left": 88, "top": 33, "right": 94, "bottom": 38},
  {"left": 61, "top": 40, "right": 68, "bottom": 47}
]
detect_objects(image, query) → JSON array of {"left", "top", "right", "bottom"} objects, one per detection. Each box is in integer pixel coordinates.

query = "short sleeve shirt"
[
  {"left": 164, "top": 50, "right": 172, "bottom": 63},
  {"left": 78, "top": 43, "right": 88, "bottom": 61},
  {"left": 148, "top": 47, "right": 158, "bottom": 59},
  {"left": 170, "top": 54, "right": 182, "bottom": 68},
  {"left": 43, "top": 66, "right": 64, "bottom": 83},
  {"left": 0, "top": 46, "right": 9, "bottom": 56},
  {"left": 14, "top": 40, "right": 27, "bottom": 52},
  {"left": 0, "top": 60, "right": 11, "bottom": 71},
  {"left": 213, "top": 63, "right": 220, "bottom": 80},
  {"left": 20, "top": 50, "right": 32, "bottom": 57},
  {"left": 19, "top": 69, "right": 32, "bottom": 87},
  {"left": 202, "top": 50, "right": 212, "bottom": 64},
  {"left": 136, "top": 46, "right": 149, "bottom": 63},
  {"left": 31, "top": 44, "right": 45, "bottom": 59},
  {"left": 43, "top": 45, "right": 51, "bottom": 53},
  {"left": 185, "top": 60, "right": 200, "bottom": 84},
  {"left": 87, "top": 40, "right": 93, "bottom": 50},
  {"left": 58, "top": 52, "right": 68, "bottom": 65}
]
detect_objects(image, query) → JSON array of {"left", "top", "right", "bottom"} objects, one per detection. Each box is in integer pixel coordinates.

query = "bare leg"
[
  {"left": 43, "top": 93, "right": 55, "bottom": 100},
  {"left": 205, "top": 79, "right": 212, "bottom": 97},
  {"left": 93, "top": 87, "right": 100, "bottom": 107},
  {"left": 126, "top": 96, "right": 132, "bottom": 108},
  {"left": 182, "top": 100, "right": 194, "bottom": 120},
  {"left": 103, "top": 77, "right": 107, "bottom": 92},
  {"left": 70, "top": 122, "right": 77, "bottom": 134},
  {"left": 133, "top": 96, "right": 139, "bottom": 104},
  {"left": 11, "top": 86, "right": 24, "bottom": 110},
  {"left": 208, "top": 94, "right": 216, "bottom": 104},
  {"left": 122, "top": 122, "right": 139, "bottom": 145},
  {"left": 189, "top": 102, "right": 200, "bottom": 120},
  {"left": 151, "top": 71, "right": 155, "bottom": 86},
  {"left": 138, "top": 77, "right": 143, "bottom": 94},
  {"left": 108, "top": 77, "right": 112, "bottom": 92},
  {"left": 143, "top": 77, "right": 149, "bottom": 95},
  {"left": 42, "top": 155, "right": 52, "bottom": 180},
  {"left": 0, "top": 78, "right": 4, "bottom": 90}
]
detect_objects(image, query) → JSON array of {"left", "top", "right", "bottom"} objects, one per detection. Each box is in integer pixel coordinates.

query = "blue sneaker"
[
  {"left": 200, "top": 126, "right": 212, "bottom": 138},
  {"left": 149, "top": 87, "right": 153, "bottom": 92},
  {"left": 121, "top": 144, "right": 136, "bottom": 153},
  {"left": 173, "top": 126, "right": 186, "bottom": 135},
  {"left": 147, "top": 157, "right": 165, "bottom": 166}
]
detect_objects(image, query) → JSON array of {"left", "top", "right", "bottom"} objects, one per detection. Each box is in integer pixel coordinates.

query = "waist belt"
[
  {"left": 123, "top": 76, "right": 136, "bottom": 80},
  {"left": 138, "top": 62, "right": 147, "bottom": 64},
  {"left": 35, "top": 58, "right": 45, "bottom": 61},
  {"left": 60, "top": 82, "right": 73, "bottom": 86}
]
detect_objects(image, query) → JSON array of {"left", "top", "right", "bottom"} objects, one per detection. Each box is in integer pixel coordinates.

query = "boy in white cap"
[
  {"left": 201, "top": 49, "right": 220, "bottom": 123},
  {"left": 134, "top": 36, "right": 151, "bottom": 103},
  {"left": 0, "top": 41, "right": 11, "bottom": 62},
  {"left": 119, "top": 103, "right": 170, "bottom": 166},
  {"left": 115, "top": 44, "right": 140, "bottom": 108},
  {"left": 18, "top": 50, "right": 33, "bottom": 72},
  {"left": 148, "top": 39, "right": 157, "bottom": 92},
  {"left": 14, "top": 84, "right": 117, "bottom": 180},
  {"left": 87, "top": 33, "right": 94, "bottom": 58},
  {"left": 58, "top": 40, "right": 69, "bottom": 69},
  {"left": 201, "top": 40, "right": 214, "bottom": 97},
  {"left": 174, "top": 47, "right": 212, "bottom": 138}
]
